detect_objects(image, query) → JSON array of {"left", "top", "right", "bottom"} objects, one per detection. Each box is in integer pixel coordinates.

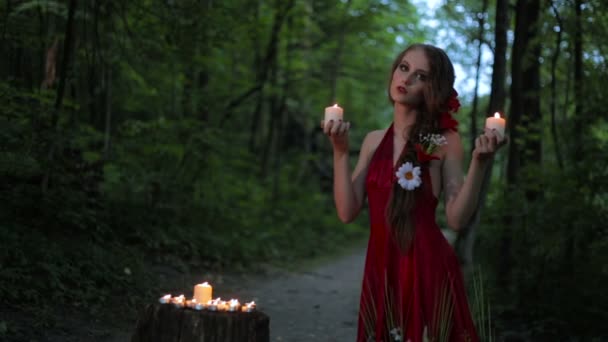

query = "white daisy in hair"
[{"left": 395, "top": 162, "right": 421, "bottom": 190}]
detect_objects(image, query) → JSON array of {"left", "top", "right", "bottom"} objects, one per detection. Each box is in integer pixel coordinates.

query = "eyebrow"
[{"left": 401, "top": 59, "right": 429, "bottom": 74}]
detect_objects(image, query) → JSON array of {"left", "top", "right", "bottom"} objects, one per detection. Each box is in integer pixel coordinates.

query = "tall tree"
[
  {"left": 42, "top": 0, "right": 77, "bottom": 193},
  {"left": 573, "top": 0, "right": 584, "bottom": 158},
  {"left": 455, "top": 0, "right": 490, "bottom": 280},
  {"left": 501, "top": 0, "right": 542, "bottom": 285},
  {"left": 549, "top": 1, "right": 564, "bottom": 169},
  {"left": 468, "top": 0, "right": 489, "bottom": 154}
]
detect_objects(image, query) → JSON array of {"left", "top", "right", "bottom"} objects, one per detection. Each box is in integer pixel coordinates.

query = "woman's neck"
[{"left": 393, "top": 102, "right": 418, "bottom": 141}]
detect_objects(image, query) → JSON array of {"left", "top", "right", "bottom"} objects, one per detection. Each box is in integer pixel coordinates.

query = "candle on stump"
[
  {"left": 241, "top": 301, "right": 256, "bottom": 312},
  {"left": 324, "top": 104, "right": 343, "bottom": 123},
  {"left": 158, "top": 294, "right": 171, "bottom": 304},
  {"left": 485, "top": 112, "right": 506, "bottom": 138},
  {"left": 207, "top": 298, "right": 221, "bottom": 311},
  {"left": 193, "top": 282, "right": 212, "bottom": 304},
  {"left": 228, "top": 299, "right": 240, "bottom": 312},
  {"left": 190, "top": 299, "right": 205, "bottom": 310},
  {"left": 171, "top": 294, "right": 185, "bottom": 308}
]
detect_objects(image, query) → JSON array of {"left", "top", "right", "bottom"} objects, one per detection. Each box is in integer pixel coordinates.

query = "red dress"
[{"left": 357, "top": 124, "right": 479, "bottom": 342}]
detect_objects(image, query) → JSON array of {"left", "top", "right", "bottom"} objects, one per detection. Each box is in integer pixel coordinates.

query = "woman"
[{"left": 321, "top": 43, "right": 505, "bottom": 342}]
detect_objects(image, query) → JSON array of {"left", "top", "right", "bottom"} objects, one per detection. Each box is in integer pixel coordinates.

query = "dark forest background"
[{"left": 1, "top": 0, "right": 607, "bottom": 340}]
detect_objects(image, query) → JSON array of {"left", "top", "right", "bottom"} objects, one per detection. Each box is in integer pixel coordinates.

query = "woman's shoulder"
[
  {"left": 440, "top": 129, "right": 464, "bottom": 159},
  {"left": 367, "top": 129, "right": 387, "bottom": 141},
  {"left": 362, "top": 129, "right": 386, "bottom": 148},
  {"left": 442, "top": 129, "right": 460, "bottom": 140},
  {"left": 357, "top": 129, "right": 386, "bottom": 160}
]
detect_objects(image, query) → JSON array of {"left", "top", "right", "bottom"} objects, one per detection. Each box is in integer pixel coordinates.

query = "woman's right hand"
[{"left": 321, "top": 119, "right": 351, "bottom": 155}]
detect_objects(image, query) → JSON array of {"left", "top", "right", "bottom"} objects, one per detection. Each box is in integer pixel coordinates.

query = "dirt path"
[{"left": 239, "top": 248, "right": 365, "bottom": 341}]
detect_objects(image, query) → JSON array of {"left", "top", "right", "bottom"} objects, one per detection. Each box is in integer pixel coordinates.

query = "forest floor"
[{"left": 32, "top": 241, "right": 367, "bottom": 342}]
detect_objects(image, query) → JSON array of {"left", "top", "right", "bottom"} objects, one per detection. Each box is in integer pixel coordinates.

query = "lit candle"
[
  {"left": 228, "top": 299, "right": 240, "bottom": 312},
  {"left": 158, "top": 294, "right": 171, "bottom": 304},
  {"left": 218, "top": 300, "right": 228, "bottom": 311},
  {"left": 207, "top": 298, "right": 221, "bottom": 311},
  {"left": 241, "top": 301, "right": 256, "bottom": 312},
  {"left": 324, "top": 104, "right": 343, "bottom": 123},
  {"left": 191, "top": 299, "right": 205, "bottom": 311},
  {"left": 193, "top": 282, "right": 212, "bottom": 304},
  {"left": 485, "top": 112, "right": 506, "bottom": 138},
  {"left": 171, "top": 294, "right": 186, "bottom": 308}
]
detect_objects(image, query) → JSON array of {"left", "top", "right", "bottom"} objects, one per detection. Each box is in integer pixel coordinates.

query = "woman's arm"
[
  {"left": 333, "top": 132, "right": 375, "bottom": 223},
  {"left": 442, "top": 129, "right": 503, "bottom": 231},
  {"left": 322, "top": 119, "right": 377, "bottom": 223}
]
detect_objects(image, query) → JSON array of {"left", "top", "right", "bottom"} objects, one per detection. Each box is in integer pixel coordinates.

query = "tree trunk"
[
  {"left": 261, "top": 65, "right": 279, "bottom": 178},
  {"left": 506, "top": 0, "right": 541, "bottom": 186},
  {"left": 327, "top": 0, "right": 352, "bottom": 104},
  {"left": 573, "top": 0, "right": 583, "bottom": 158},
  {"left": 41, "top": 0, "right": 77, "bottom": 193},
  {"left": 501, "top": 0, "right": 541, "bottom": 286},
  {"left": 549, "top": 1, "right": 564, "bottom": 169},
  {"left": 1, "top": 1, "right": 11, "bottom": 69},
  {"left": 131, "top": 304, "right": 270, "bottom": 342},
  {"left": 103, "top": 65, "right": 112, "bottom": 157},
  {"left": 237, "top": 0, "right": 294, "bottom": 150},
  {"left": 468, "top": 0, "right": 488, "bottom": 154},
  {"left": 454, "top": 0, "right": 489, "bottom": 282}
]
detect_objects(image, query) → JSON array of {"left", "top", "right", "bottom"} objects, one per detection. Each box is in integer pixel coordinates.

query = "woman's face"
[{"left": 390, "top": 48, "right": 430, "bottom": 107}]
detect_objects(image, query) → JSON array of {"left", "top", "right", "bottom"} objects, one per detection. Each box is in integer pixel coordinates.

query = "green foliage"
[{"left": 477, "top": 161, "right": 608, "bottom": 339}]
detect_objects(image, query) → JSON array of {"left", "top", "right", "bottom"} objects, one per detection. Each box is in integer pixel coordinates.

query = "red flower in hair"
[
  {"left": 440, "top": 111, "right": 458, "bottom": 132},
  {"left": 447, "top": 89, "right": 460, "bottom": 113},
  {"left": 439, "top": 88, "right": 460, "bottom": 131}
]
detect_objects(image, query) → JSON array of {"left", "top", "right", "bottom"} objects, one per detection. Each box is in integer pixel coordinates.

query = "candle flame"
[
  {"left": 200, "top": 282, "right": 210, "bottom": 286},
  {"left": 494, "top": 112, "right": 501, "bottom": 118},
  {"left": 333, "top": 104, "right": 339, "bottom": 107}
]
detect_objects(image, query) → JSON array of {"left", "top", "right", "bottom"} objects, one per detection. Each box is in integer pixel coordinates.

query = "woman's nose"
[{"left": 404, "top": 74, "right": 417, "bottom": 86}]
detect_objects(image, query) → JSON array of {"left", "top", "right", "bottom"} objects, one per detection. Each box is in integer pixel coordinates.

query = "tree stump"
[{"left": 131, "top": 303, "right": 270, "bottom": 342}]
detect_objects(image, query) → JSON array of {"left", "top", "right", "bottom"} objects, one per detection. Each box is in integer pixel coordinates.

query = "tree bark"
[
  {"left": 549, "top": 1, "right": 564, "bottom": 169},
  {"left": 226, "top": 0, "right": 294, "bottom": 147},
  {"left": 501, "top": 0, "right": 541, "bottom": 286},
  {"left": 41, "top": 0, "right": 77, "bottom": 193},
  {"left": 573, "top": 0, "right": 583, "bottom": 158},
  {"left": 506, "top": 0, "right": 541, "bottom": 187},
  {"left": 454, "top": 0, "right": 489, "bottom": 282},
  {"left": 468, "top": 0, "right": 488, "bottom": 154},
  {"left": 103, "top": 65, "right": 112, "bottom": 157},
  {"left": 131, "top": 304, "right": 270, "bottom": 342},
  {"left": 327, "top": 0, "right": 352, "bottom": 104}
]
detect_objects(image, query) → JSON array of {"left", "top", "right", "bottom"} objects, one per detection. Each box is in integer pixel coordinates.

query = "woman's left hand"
[{"left": 472, "top": 128, "right": 508, "bottom": 162}]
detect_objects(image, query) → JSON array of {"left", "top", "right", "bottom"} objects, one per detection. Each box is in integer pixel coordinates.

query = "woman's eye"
[
  {"left": 399, "top": 64, "right": 408, "bottom": 72},
  {"left": 416, "top": 73, "right": 427, "bottom": 81}
]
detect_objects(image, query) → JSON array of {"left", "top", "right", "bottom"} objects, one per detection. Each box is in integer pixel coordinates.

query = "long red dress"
[{"left": 357, "top": 124, "right": 479, "bottom": 342}]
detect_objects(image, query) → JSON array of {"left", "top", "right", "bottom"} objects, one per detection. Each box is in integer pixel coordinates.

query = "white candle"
[
  {"left": 158, "top": 294, "right": 171, "bottom": 304},
  {"left": 193, "top": 282, "right": 212, "bottom": 304},
  {"left": 172, "top": 294, "right": 185, "bottom": 308},
  {"left": 241, "top": 301, "right": 256, "bottom": 312},
  {"left": 485, "top": 112, "right": 506, "bottom": 138},
  {"left": 193, "top": 301, "right": 205, "bottom": 311},
  {"left": 324, "top": 104, "right": 343, "bottom": 123},
  {"left": 228, "top": 299, "right": 240, "bottom": 312},
  {"left": 207, "top": 298, "right": 221, "bottom": 311}
]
